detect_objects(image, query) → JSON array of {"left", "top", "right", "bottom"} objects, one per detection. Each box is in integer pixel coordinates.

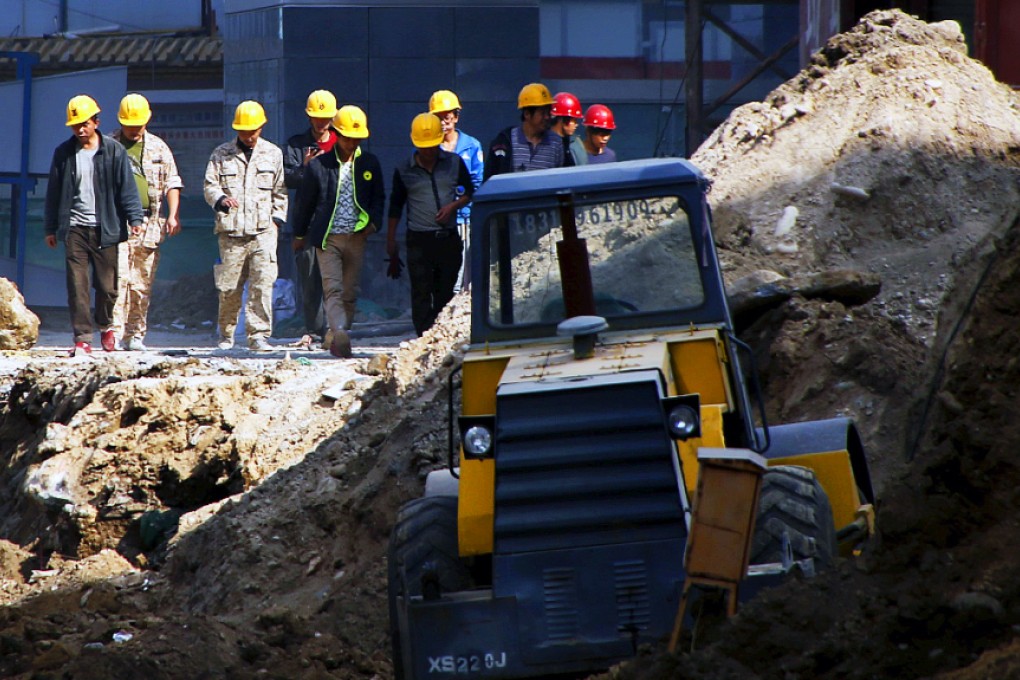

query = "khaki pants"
[
  {"left": 111, "top": 235, "right": 161, "bottom": 341},
  {"left": 316, "top": 230, "right": 369, "bottom": 334},
  {"left": 214, "top": 230, "right": 278, "bottom": 342}
]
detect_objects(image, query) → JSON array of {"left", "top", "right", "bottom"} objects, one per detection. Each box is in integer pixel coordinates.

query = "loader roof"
[{"left": 473, "top": 158, "right": 707, "bottom": 203}]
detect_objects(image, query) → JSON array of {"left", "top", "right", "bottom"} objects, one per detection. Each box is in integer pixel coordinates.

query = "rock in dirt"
[{"left": 0, "top": 278, "right": 39, "bottom": 350}]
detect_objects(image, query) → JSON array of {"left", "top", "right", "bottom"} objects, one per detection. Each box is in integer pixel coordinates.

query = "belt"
[
  {"left": 409, "top": 228, "right": 457, "bottom": 239},
  {"left": 142, "top": 208, "right": 152, "bottom": 217}
]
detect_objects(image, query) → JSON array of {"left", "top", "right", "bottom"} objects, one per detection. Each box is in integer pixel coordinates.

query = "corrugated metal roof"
[{"left": 0, "top": 35, "right": 222, "bottom": 69}]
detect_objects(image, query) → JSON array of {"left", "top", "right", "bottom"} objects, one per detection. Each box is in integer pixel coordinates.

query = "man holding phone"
[{"left": 284, "top": 90, "right": 337, "bottom": 346}]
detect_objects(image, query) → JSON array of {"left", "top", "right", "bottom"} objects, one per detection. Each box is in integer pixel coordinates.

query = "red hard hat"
[
  {"left": 583, "top": 104, "right": 616, "bottom": 130},
  {"left": 551, "top": 92, "right": 583, "bottom": 119}
]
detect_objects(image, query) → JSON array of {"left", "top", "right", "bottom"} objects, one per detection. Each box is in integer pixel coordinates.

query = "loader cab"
[{"left": 469, "top": 159, "right": 733, "bottom": 343}]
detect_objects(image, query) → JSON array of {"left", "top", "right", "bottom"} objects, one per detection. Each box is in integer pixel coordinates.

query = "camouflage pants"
[
  {"left": 111, "top": 235, "right": 161, "bottom": 341},
  {"left": 215, "top": 229, "right": 278, "bottom": 342}
]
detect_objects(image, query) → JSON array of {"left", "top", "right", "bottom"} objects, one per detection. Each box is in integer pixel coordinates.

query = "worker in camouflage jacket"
[
  {"left": 110, "top": 94, "right": 184, "bottom": 351},
  {"left": 203, "top": 100, "right": 287, "bottom": 352}
]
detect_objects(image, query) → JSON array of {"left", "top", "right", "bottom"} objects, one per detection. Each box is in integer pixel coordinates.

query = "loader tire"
[
  {"left": 388, "top": 496, "right": 473, "bottom": 680},
  {"left": 750, "top": 465, "right": 836, "bottom": 570}
]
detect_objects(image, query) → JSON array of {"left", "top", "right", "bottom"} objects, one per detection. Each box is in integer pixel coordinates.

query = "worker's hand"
[
  {"left": 165, "top": 215, "right": 181, "bottom": 237},
  {"left": 386, "top": 254, "right": 404, "bottom": 280},
  {"left": 303, "top": 147, "right": 321, "bottom": 165},
  {"left": 218, "top": 196, "right": 239, "bottom": 212},
  {"left": 130, "top": 223, "right": 143, "bottom": 237},
  {"left": 44, "top": 234, "right": 57, "bottom": 249},
  {"left": 292, "top": 237, "right": 306, "bottom": 253},
  {"left": 436, "top": 203, "right": 457, "bottom": 227}
]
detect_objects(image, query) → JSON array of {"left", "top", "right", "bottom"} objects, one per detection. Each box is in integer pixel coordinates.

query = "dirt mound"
[{"left": 694, "top": 9, "right": 1020, "bottom": 489}]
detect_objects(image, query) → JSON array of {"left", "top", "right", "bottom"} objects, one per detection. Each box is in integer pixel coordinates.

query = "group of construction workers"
[{"left": 42, "top": 83, "right": 617, "bottom": 358}]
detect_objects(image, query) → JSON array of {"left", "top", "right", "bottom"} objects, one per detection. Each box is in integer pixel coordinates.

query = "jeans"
[
  {"left": 294, "top": 242, "right": 326, "bottom": 337},
  {"left": 406, "top": 229, "right": 462, "bottom": 336},
  {"left": 65, "top": 224, "right": 119, "bottom": 344}
]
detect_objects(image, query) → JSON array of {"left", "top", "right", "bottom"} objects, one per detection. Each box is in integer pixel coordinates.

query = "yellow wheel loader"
[{"left": 388, "top": 158, "right": 875, "bottom": 679}]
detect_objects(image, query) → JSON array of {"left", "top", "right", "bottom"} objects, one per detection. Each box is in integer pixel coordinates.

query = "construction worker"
[
  {"left": 582, "top": 105, "right": 618, "bottom": 164},
  {"left": 203, "top": 100, "right": 287, "bottom": 352},
  {"left": 428, "top": 89, "right": 483, "bottom": 292},
  {"left": 387, "top": 113, "right": 474, "bottom": 336},
  {"left": 550, "top": 91, "right": 585, "bottom": 166},
  {"left": 110, "top": 93, "right": 184, "bottom": 351},
  {"left": 484, "top": 83, "right": 567, "bottom": 180},
  {"left": 44, "top": 94, "right": 144, "bottom": 356},
  {"left": 285, "top": 90, "right": 337, "bottom": 346},
  {"left": 291, "top": 105, "right": 384, "bottom": 358}
]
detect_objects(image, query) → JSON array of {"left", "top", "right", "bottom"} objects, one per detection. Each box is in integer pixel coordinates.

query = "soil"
[{"left": 2, "top": 9, "right": 1020, "bottom": 680}]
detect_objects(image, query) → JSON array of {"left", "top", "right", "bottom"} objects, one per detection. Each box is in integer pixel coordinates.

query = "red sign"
[{"left": 976, "top": 0, "right": 1020, "bottom": 87}]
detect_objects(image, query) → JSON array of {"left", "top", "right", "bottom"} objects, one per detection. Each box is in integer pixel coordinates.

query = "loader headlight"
[
  {"left": 458, "top": 415, "right": 496, "bottom": 459},
  {"left": 463, "top": 426, "right": 493, "bottom": 456},
  {"left": 667, "top": 405, "right": 699, "bottom": 439},
  {"left": 662, "top": 394, "right": 701, "bottom": 441}
]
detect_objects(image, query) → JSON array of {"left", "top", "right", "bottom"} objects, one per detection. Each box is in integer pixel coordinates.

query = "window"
[{"left": 486, "top": 195, "right": 703, "bottom": 328}]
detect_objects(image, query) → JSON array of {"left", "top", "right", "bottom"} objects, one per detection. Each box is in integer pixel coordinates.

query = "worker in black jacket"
[
  {"left": 44, "top": 94, "right": 143, "bottom": 356},
  {"left": 283, "top": 90, "right": 338, "bottom": 343},
  {"left": 291, "top": 105, "right": 384, "bottom": 358}
]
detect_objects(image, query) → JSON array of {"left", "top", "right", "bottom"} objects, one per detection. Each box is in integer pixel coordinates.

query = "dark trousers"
[
  {"left": 406, "top": 230, "right": 462, "bottom": 336},
  {"left": 294, "top": 243, "right": 326, "bottom": 337},
  {"left": 66, "top": 224, "right": 119, "bottom": 343}
]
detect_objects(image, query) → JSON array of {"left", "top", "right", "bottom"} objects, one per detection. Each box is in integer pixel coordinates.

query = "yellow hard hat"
[
  {"left": 410, "top": 113, "right": 444, "bottom": 148},
  {"left": 517, "top": 83, "right": 554, "bottom": 109},
  {"left": 66, "top": 94, "right": 100, "bottom": 127},
  {"left": 232, "top": 100, "right": 267, "bottom": 131},
  {"left": 334, "top": 105, "right": 369, "bottom": 139},
  {"left": 118, "top": 93, "right": 151, "bottom": 126},
  {"left": 305, "top": 90, "right": 338, "bottom": 119},
  {"left": 428, "top": 90, "right": 461, "bottom": 114}
]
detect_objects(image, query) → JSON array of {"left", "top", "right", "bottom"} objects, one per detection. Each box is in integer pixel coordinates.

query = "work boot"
[
  {"left": 101, "top": 330, "right": 117, "bottom": 352},
  {"left": 216, "top": 337, "right": 234, "bottom": 351},
  {"left": 329, "top": 330, "right": 352, "bottom": 359},
  {"left": 127, "top": 337, "right": 147, "bottom": 351},
  {"left": 249, "top": 337, "right": 273, "bottom": 353}
]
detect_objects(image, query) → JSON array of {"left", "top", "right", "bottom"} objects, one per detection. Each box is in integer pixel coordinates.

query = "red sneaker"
[
  {"left": 69, "top": 342, "right": 92, "bottom": 357},
  {"left": 101, "top": 330, "right": 116, "bottom": 352}
]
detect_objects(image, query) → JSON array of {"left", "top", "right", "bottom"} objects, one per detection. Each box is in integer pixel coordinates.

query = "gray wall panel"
[
  {"left": 224, "top": 8, "right": 283, "bottom": 63},
  {"left": 455, "top": 7, "right": 540, "bottom": 57},
  {"left": 368, "top": 7, "right": 456, "bottom": 58},
  {"left": 284, "top": 7, "right": 369, "bottom": 57},
  {"left": 454, "top": 57, "right": 539, "bottom": 104},
  {"left": 369, "top": 58, "right": 456, "bottom": 103}
]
